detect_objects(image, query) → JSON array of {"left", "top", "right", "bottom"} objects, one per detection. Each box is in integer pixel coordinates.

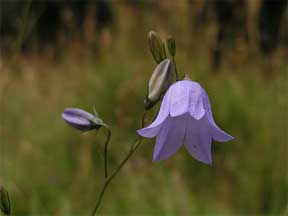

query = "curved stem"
[
  {"left": 91, "top": 112, "right": 147, "bottom": 215},
  {"left": 103, "top": 126, "right": 111, "bottom": 179},
  {"left": 91, "top": 137, "right": 143, "bottom": 216}
]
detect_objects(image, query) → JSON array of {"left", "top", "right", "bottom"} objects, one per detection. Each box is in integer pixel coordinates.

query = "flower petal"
[
  {"left": 137, "top": 89, "right": 171, "bottom": 138},
  {"left": 184, "top": 116, "right": 212, "bottom": 164},
  {"left": 201, "top": 89, "right": 234, "bottom": 142},
  {"left": 153, "top": 114, "right": 187, "bottom": 162},
  {"left": 169, "top": 81, "right": 205, "bottom": 119},
  {"left": 63, "top": 108, "right": 95, "bottom": 121},
  {"left": 211, "top": 127, "right": 234, "bottom": 142},
  {"left": 62, "top": 112, "right": 92, "bottom": 131},
  {"left": 188, "top": 82, "right": 205, "bottom": 120},
  {"left": 169, "top": 81, "right": 190, "bottom": 117}
]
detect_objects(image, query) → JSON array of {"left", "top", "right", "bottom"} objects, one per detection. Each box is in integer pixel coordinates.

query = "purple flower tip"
[
  {"left": 62, "top": 108, "right": 100, "bottom": 131},
  {"left": 137, "top": 80, "right": 234, "bottom": 164}
]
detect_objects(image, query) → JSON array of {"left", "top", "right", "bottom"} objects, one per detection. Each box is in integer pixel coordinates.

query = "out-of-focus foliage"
[
  {"left": 0, "top": 186, "right": 11, "bottom": 215},
  {"left": 0, "top": 1, "right": 287, "bottom": 215}
]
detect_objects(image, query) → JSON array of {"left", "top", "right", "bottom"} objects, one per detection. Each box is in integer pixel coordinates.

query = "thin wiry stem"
[
  {"left": 172, "top": 56, "right": 179, "bottom": 81},
  {"left": 91, "top": 112, "right": 147, "bottom": 215},
  {"left": 91, "top": 137, "right": 143, "bottom": 216},
  {"left": 103, "top": 126, "right": 111, "bottom": 179},
  {"left": 162, "top": 43, "right": 167, "bottom": 59},
  {"left": 141, "top": 111, "right": 147, "bottom": 128}
]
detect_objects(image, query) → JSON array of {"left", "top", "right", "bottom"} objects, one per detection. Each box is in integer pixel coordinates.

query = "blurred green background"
[{"left": 0, "top": 0, "right": 287, "bottom": 215}]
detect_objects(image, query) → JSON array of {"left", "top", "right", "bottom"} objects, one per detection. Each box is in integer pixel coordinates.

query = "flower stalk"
[
  {"left": 172, "top": 56, "right": 179, "bottom": 81},
  {"left": 91, "top": 137, "right": 143, "bottom": 216},
  {"left": 91, "top": 112, "right": 147, "bottom": 215},
  {"left": 102, "top": 126, "right": 111, "bottom": 179}
]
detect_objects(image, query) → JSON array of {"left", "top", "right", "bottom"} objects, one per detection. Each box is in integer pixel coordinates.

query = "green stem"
[
  {"left": 172, "top": 56, "right": 179, "bottom": 81},
  {"left": 91, "top": 137, "right": 143, "bottom": 215},
  {"left": 162, "top": 43, "right": 167, "bottom": 59},
  {"left": 103, "top": 126, "right": 111, "bottom": 179},
  {"left": 91, "top": 112, "right": 147, "bottom": 215},
  {"left": 141, "top": 111, "right": 147, "bottom": 128}
]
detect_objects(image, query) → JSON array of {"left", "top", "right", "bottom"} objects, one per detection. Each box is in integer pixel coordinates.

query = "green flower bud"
[
  {"left": 145, "top": 59, "right": 174, "bottom": 110},
  {"left": 167, "top": 35, "right": 176, "bottom": 57},
  {"left": 0, "top": 186, "right": 11, "bottom": 216},
  {"left": 147, "top": 31, "right": 167, "bottom": 64}
]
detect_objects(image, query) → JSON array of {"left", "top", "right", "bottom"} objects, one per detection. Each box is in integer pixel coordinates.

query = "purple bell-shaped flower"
[{"left": 137, "top": 79, "right": 234, "bottom": 164}]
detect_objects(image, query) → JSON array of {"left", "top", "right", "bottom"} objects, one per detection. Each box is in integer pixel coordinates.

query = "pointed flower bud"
[
  {"left": 0, "top": 186, "right": 11, "bottom": 215},
  {"left": 167, "top": 35, "right": 176, "bottom": 57},
  {"left": 145, "top": 59, "right": 174, "bottom": 110},
  {"left": 62, "top": 108, "right": 103, "bottom": 131},
  {"left": 148, "top": 31, "right": 166, "bottom": 64}
]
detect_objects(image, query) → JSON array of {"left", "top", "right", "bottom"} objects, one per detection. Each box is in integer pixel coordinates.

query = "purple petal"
[
  {"left": 62, "top": 108, "right": 94, "bottom": 131},
  {"left": 201, "top": 89, "right": 234, "bottom": 142},
  {"left": 153, "top": 114, "right": 187, "bottom": 162},
  {"left": 211, "top": 127, "right": 234, "bottom": 142},
  {"left": 63, "top": 108, "right": 95, "bottom": 121},
  {"left": 169, "top": 81, "right": 190, "bottom": 117},
  {"left": 169, "top": 81, "right": 205, "bottom": 119},
  {"left": 62, "top": 113, "right": 91, "bottom": 131},
  {"left": 184, "top": 115, "right": 212, "bottom": 164},
  {"left": 137, "top": 89, "right": 171, "bottom": 138},
  {"left": 188, "top": 82, "right": 205, "bottom": 120}
]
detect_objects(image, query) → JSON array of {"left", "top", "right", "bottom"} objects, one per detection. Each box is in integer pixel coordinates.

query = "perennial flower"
[{"left": 137, "top": 79, "right": 234, "bottom": 164}]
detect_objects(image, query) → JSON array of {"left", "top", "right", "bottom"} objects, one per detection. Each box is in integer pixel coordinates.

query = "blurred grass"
[{"left": 1, "top": 2, "right": 288, "bottom": 215}]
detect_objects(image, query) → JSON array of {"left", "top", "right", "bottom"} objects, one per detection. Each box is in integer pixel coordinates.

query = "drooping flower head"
[
  {"left": 62, "top": 108, "right": 103, "bottom": 131},
  {"left": 137, "top": 79, "right": 234, "bottom": 164}
]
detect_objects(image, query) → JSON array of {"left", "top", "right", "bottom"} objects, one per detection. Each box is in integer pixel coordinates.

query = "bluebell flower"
[{"left": 137, "top": 80, "right": 234, "bottom": 164}]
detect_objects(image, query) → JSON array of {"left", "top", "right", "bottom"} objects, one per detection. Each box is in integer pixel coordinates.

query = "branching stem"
[
  {"left": 91, "top": 112, "right": 147, "bottom": 215},
  {"left": 91, "top": 137, "right": 143, "bottom": 215}
]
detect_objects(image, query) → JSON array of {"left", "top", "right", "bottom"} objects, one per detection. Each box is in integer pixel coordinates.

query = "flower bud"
[
  {"left": 62, "top": 108, "right": 103, "bottom": 131},
  {"left": 145, "top": 59, "right": 174, "bottom": 110},
  {"left": 147, "top": 31, "right": 166, "bottom": 64},
  {"left": 0, "top": 186, "right": 11, "bottom": 215},
  {"left": 167, "top": 35, "right": 176, "bottom": 57}
]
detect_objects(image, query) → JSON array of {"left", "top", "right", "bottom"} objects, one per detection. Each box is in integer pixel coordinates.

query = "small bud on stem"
[
  {"left": 145, "top": 59, "right": 174, "bottom": 110},
  {"left": 167, "top": 35, "right": 176, "bottom": 57},
  {"left": 62, "top": 108, "right": 103, "bottom": 131},
  {"left": 166, "top": 35, "right": 179, "bottom": 80},
  {"left": 148, "top": 31, "right": 167, "bottom": 64}
]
